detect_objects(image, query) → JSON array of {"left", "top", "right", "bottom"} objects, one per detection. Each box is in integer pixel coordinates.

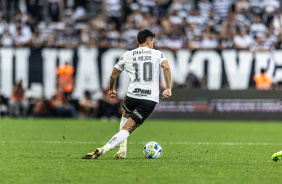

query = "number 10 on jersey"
[{"left": 133, "top": 62, "right": 153, "bottom": 83}]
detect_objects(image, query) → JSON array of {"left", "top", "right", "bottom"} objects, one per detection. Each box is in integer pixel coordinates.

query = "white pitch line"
[{"left": 0, "top": 140, "right": 282, "bottom": 146}]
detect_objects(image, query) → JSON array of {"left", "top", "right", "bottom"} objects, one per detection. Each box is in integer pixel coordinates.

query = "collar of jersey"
[{"left": 139, "top": 46, "right": 149, "bottom": 49}]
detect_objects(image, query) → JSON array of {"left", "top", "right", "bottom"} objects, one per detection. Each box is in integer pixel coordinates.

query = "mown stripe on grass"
[{"left": 0, "top": 140, "right": 281, "bottom": 146}]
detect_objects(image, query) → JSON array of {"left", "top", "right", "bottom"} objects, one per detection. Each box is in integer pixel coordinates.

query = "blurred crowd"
[
  {"left": 0, "top": 63, "right": 122, "bottom": 118},
  {"left": 1, "top": 0, "right": 282, "bottom": 118},
  {"left": 0, "top": 0, "right": 280, "bottom": 51}
]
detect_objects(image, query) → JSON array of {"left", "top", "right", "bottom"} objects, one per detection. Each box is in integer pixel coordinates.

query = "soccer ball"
[{"left": 143, "top": 142, "right": 162, "bottom": 159}]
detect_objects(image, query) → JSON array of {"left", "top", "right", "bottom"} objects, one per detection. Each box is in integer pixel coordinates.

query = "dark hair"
[
  {"left": 137, "top": 29, "right": 155, "bottom": 44},
  {"left": 260, "top": 68, "right": 266, "bottom": 74}
]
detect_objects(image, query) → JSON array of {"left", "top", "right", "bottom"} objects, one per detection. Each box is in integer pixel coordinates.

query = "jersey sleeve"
[
  {"left": 114, "top": 52, "right": 127, "bottom": 72},
  {"left": 159, "top": 51, "right": 167, "bottom": 64}
]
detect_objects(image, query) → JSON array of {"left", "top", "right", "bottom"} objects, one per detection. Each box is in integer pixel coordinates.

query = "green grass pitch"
[{"left": 1, "top": 118, "right": 282, "bottom": 184}]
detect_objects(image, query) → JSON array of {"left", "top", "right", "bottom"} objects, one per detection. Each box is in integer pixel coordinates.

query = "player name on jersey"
[{"left": 133, "top": 56, "right": 152, "bottom": 62}]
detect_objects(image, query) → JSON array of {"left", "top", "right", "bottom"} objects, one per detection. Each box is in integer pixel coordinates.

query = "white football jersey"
[{"left": 115, "top": 46, "right": 167, "bottom": 103}]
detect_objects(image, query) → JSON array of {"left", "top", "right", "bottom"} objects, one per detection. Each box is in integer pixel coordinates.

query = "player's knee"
[
  {"left": 122, "top": 121, "right": 140, "bottom": 134},
  {"left": 121, "top": 125, "right": 133, "bottom": 134},
  {"left": 122, "top": 113, "right": 130, "bottom": 119}
]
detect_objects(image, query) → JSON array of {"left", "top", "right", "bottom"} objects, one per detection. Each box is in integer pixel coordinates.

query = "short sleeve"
[
  {"left": 115, "top": 52, "right": 127, "bottom": 72},
  {"left": 159, "top": 51, "right": 167, "bottom": 64}
]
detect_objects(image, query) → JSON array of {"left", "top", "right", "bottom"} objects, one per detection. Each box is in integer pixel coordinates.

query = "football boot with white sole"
[
  {"left": 114, "top": 151, "right": 126, "bottom": 159},
  {"left": 83, "top": 148, "right": 104, "bottom": 159}
]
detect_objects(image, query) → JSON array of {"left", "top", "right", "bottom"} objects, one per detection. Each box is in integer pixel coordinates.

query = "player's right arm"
[{"left": 161, "top": 60, "right": 172, "bottom": 99}]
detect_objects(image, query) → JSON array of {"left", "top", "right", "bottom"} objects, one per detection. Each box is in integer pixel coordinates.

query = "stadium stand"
[
  {"left": 0, "top": 0, "right": 281, "bottom": 118},
  {"left": 0, "top": 0, "right": 278, "bottom": 50}
]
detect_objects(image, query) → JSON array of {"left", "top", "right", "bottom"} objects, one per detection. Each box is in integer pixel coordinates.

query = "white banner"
[{"left": 0, "top": 47, "right": 281, "bottom": 99}]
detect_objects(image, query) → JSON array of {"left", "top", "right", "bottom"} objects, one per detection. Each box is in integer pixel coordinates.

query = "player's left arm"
[
  {"left": 161, "top": 60, "right": 172, "bottom": 99},
  {"left": 109, "top": 68, "right": 121, "bottom": 98}
]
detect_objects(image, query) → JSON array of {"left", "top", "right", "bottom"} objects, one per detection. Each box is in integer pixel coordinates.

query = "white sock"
[
  {"left": 102, "top": 130, "right": 130, "bottom": 153},
  {"left": 119, "top": 117, "right": 128, "bottom": 130},
  {"left": 119, "top": 117, "right": 128, "bottom": 152}
]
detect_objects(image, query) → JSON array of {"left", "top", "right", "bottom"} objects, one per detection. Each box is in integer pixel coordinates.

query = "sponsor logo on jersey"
[
  {"left": 133, "top": 50, "right": 151, "bottom": 56},
  {"left": 133, "top": 109, "right": 143, "bottom": 119},
  {"left": 132, "top": 88, "right": 151, "bottom": 95}
]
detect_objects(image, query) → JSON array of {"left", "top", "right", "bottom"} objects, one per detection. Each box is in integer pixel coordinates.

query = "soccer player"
[{"left": 83, "top": 29, "right": 172, "bottom": 159}]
